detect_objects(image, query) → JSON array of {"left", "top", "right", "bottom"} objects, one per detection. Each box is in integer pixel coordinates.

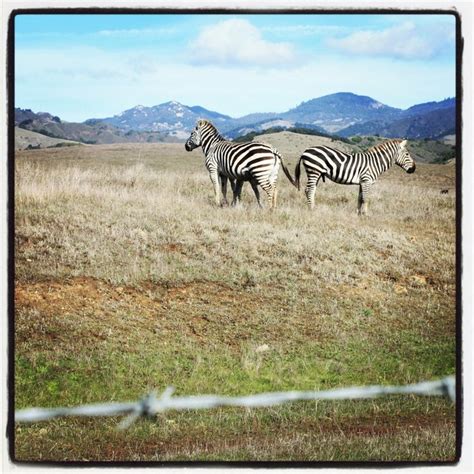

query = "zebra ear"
[
  {"left": 401, "top": 139, "right": 407, "bottom": 148},
  {"left": 197, "top": 119, "right": 207, "bottom": 128}
]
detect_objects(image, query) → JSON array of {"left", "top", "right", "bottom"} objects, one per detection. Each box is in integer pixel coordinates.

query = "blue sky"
[{"left": 14, "top": 13, "right": 456, "bottom": 121}]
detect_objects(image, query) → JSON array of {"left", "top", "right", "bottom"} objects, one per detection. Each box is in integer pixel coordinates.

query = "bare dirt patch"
[
  {"left": 15, "top": 278, "right": 284, "bottom": 352},
  {"left": 14, "top": 141, "right": 456, "bottom": 462}
]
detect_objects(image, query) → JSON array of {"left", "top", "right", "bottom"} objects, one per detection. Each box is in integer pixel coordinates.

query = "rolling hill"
[
  {"left": 15, "top": 127, "right": 81, "bottom": 150},
  {"left": 15, "top": 93, "right": 456, "bottom": 145},
  {"left": 15, "top": 109, "right": 177, "bottom": 145},
  {"left": 338, "top": 99, "right": 455, "bottom": 139},
  {"left": 282, "top": 92, "right": 402, "bottom": 133},
  {"left": 90, "top": 101, "right": 233, "bottom": 137},
  {"left": 94, "top": 93, "right": 456, "bottom": 140}
]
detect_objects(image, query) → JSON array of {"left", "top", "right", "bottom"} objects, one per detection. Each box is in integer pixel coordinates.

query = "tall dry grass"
[
  {"left": 15, "top": 148, "right": 455, "bottom": 288},
  {"left": 14, "top": 142, "right": 457, "bottom": 462}
]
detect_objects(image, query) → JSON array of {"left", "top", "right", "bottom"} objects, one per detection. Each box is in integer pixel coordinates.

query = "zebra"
[
  {"left": 294, "top": 139, "right": 416, "bottom": 215},
  {"left": 185, "top": 119, "right": 295, "bottom": 209}
]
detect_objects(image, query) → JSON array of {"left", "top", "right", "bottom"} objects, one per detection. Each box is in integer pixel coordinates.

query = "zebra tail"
[
  {"left": 271, "top": 146, "right": 298, "bottom": 189},
  {"left": 281, "top": 160, "right": 298, "bottom": 188},
  {"left": 294, "top": 159, "right": 301, "bottom": 191}
]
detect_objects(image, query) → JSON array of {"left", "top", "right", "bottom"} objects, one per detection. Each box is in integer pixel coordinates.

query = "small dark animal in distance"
[{"left": 440, "top": 189, "right": 449, "bottom": 194}]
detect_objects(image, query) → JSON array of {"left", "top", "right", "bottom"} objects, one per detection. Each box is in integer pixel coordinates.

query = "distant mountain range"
[
  {"left": 15, "top": 111, "right": 173, "bottom": 145},
  {"left": 15, "top": 92, "right": 456, "bottom": 145},
  {"left": 86, "top": 101, "right": 232, "bottom": 140},
  {"left": 336, "top": 97, "right": 456, "bottom": 138}
]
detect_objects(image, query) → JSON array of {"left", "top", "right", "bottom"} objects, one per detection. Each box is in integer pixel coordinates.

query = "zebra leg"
[
  {"left": 305, "top": 171, "right": 321, "bottom": 210},
  {"left": 357, "top": 186, "right": 363, "bottom": 214},
  {"left": 220, "top": 175, "right": 229, "bottom": 207},
  {"left": 358, "top": 181, "right": 372, "bottom": 216},
  {"left": 209, "top": 171, "right": 221, "bottom": 207},
  {"left": 250, "top": 179, "right": 263, "bottom": 208},
  {"left": 253, "top": 175, "right": 276, "bottom": 210},
  {"left": 262, "top": 183, "right": 276, "bottom": 210},
  {"left": 272, "top": 187, "right": 278, "bottom": 208},
  {"left": 231, "top": 180, "right": 244, "bottom": 207}
]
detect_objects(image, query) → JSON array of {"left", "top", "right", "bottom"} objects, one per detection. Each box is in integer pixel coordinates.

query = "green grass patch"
[{"left": 14, "top": 143, "right": 456, "bottom": 462}]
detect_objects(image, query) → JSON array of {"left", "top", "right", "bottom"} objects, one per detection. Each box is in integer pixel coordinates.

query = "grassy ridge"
[{"left": 14, "top": 140, "right": 456, "bottom": 462}]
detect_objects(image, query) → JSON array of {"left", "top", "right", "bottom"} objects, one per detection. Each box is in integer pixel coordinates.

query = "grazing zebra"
[
  {"left": 185, "top": 120, "right": 295, "bottom": 208},
  {"left": 294, "top": 139, "right": 416, "bottom": 215}
]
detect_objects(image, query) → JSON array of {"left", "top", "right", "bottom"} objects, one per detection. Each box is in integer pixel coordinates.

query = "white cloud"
[
  {"left": 15, "top": 45, "right": 455, "bottom": 122},
  {"left": 188, "top": 19, "right": 295, "bottom": 67},
  {"left": 327, "top": 22, "right": 455, "bottom": 60}
]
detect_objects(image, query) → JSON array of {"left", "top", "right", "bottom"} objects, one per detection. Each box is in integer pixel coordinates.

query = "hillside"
[
  {"left": 388, "top": 107, "right": 455, "bottom": 139},
  {"left": 88, "top": 94, "right": 456, "bottom": 140},
  {"left": 14, "top": 108, "right": 61, "bottom": 125},
  {"left": 401, "top": 98, "right": 455, "bottom": 118},
  {"left": 228, "top": 121, "right": 331, "bottom": 140},
  {"left": 251, "top": 131, "right": 355, "bottom": 162},
  {"left": 94, "top": 101, "right": 233, "bottom": 135},
  {"left": 16, "top": 109, "right": 177, "bottom": 145},
  {"left": 15, "top": 127, "right": 81, "bottom": 150},
  {"left": 247, "top": 130, "right": 455, "bottom": 164},
  {"left": 94, "top": 93, "right": 406, "bottom": 137},
  {"left": 15, "top": 93, "right": 456, "bottom": 145},
  {"left": 284, "top": 92, "right": 402, "bottom": 133},
  {"left": 338, "top": 105, "right": 456, "bottom": 140}
]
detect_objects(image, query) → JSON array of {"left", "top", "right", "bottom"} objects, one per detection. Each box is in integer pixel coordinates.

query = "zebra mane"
[
  {"left": 198, "top": 119, "right": 222, "bottom": 132},
  {"left": 197, "top": 119, "right": 212, "bottom": 128},
  {"left": 198, "top": 119, "right": 224, "bottom": 136},
  {"left": 197, "top": 119, "right": 226, "bottom": 147},
  {"left": 365, "top": 139, "right": 403, "bottom": 153}
]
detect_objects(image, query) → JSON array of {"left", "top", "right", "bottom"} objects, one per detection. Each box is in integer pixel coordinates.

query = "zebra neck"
[
  {"left": 363, "top": 146, "right": 395, "bottom": 175},
  {"left": 202, "top": 131, "right": 225, "bottom": 155}
]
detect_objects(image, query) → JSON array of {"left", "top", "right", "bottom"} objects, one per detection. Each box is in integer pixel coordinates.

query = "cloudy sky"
[{"left": 14, "top": 13, "right": 456, "bottom": 122}]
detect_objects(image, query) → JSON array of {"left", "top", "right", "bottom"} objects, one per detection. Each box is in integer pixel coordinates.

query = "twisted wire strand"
[{"left": 15, "top": 376, "right": 455, "bottom": 429}]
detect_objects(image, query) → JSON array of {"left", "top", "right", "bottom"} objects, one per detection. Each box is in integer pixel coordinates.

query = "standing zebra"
[
  {"left": 185, "top": 119, "right": 295, "bottom": 209},
  {"left": 294, "top": 139, "right": 416, "bottom": 215}
]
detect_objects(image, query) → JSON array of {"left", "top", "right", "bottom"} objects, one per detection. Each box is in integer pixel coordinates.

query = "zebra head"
[
  {"left": 185, "top": 120, "right": 207, "bottom": 151},
  {"left": 395, "top": 140, "right": 416, "bottom": 173}
]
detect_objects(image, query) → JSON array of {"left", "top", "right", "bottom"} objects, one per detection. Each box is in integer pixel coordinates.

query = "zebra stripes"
[
  {"left": 294, "top": 139, "right": 416, "bottom": 215},
  {"left": 185, "top": 122, "right": 416, "bottom": 215},
  {"left": 185, "top": 120, "right": 295, "bottom": 209}
]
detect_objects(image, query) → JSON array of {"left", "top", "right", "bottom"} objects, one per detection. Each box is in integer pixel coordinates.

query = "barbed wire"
[{"left": 15, "top": 376, "right": 455, "bottom": 430}]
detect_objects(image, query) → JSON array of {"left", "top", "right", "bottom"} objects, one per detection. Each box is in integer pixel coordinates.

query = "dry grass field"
[{"left": 14, "top": 134, "right": 457, "bottom": 462}]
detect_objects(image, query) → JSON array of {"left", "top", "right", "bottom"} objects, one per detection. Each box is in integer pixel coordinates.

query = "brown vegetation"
[{"left": 14, "top": 137, "right": 456, "bottom": 462}]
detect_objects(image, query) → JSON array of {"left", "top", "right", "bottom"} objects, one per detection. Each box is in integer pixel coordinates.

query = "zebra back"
[
  {"left": 298, "top": 139, "right": 414, "bottom": 186},
  {"left": 189, "top": 120, "right": 297, "bottom": 187}
]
